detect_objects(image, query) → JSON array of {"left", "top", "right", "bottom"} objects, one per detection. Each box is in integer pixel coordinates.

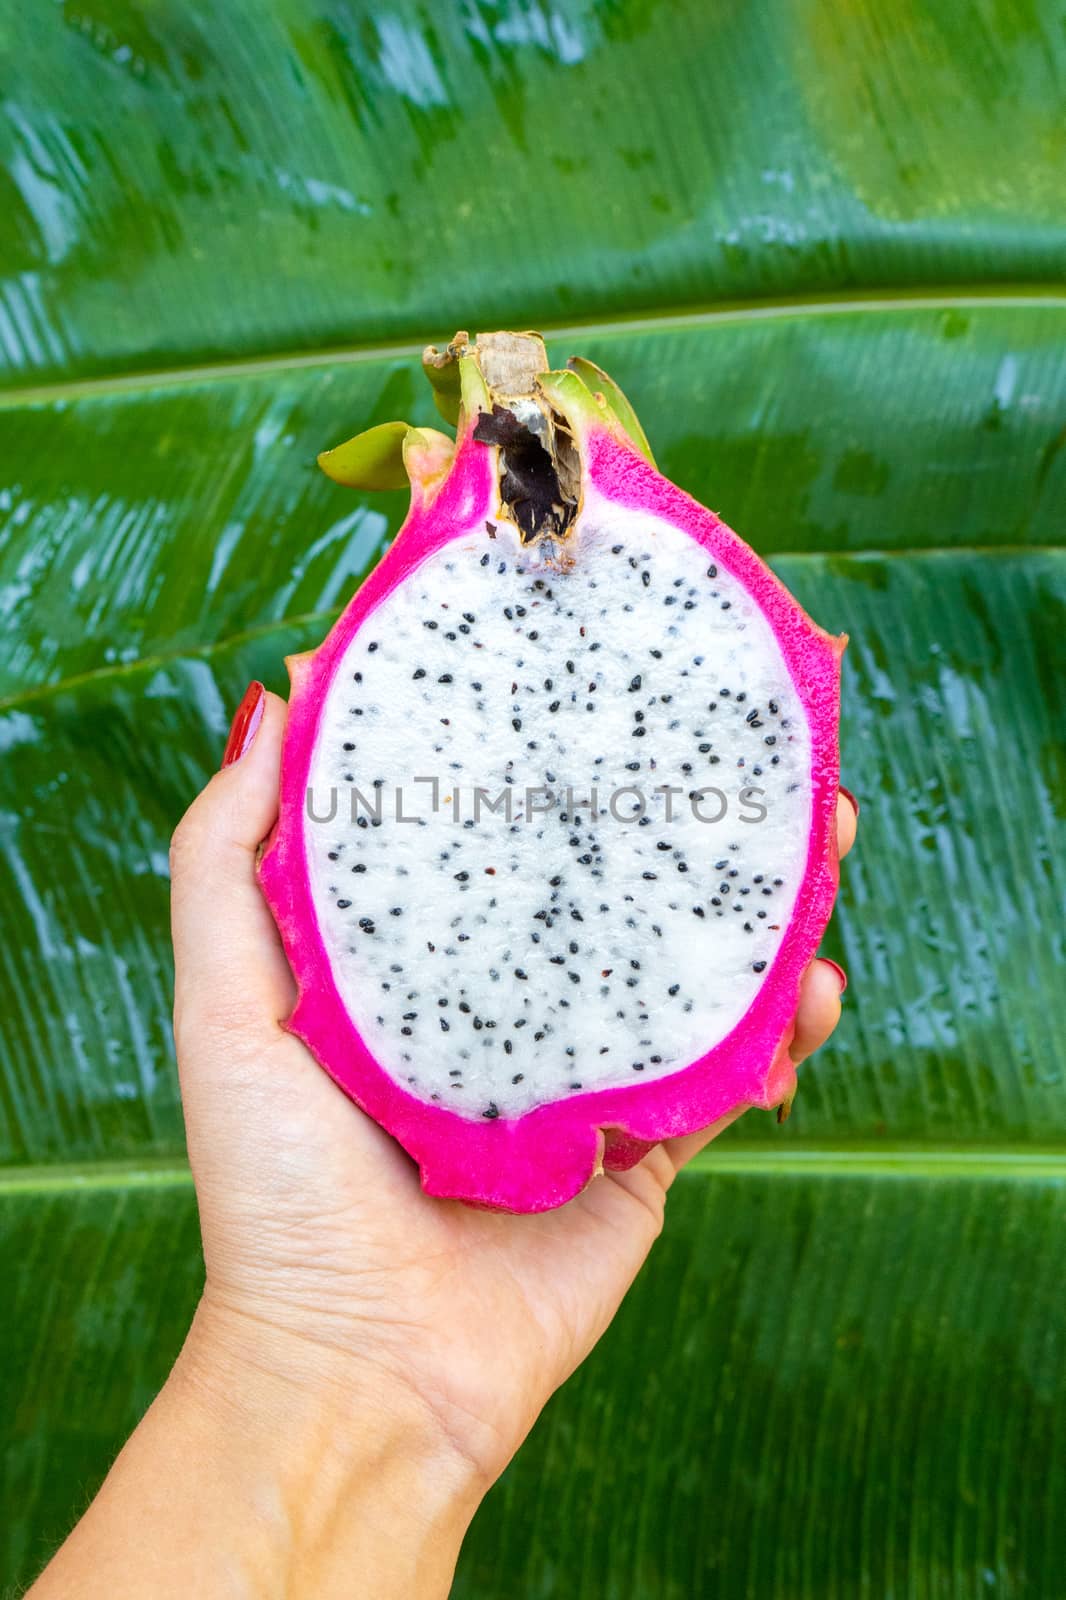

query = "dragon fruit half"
[{"left": 258, "top": 332, "right": 844, "bottom": 1212}]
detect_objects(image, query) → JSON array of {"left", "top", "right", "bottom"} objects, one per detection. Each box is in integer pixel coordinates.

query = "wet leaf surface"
[{"left": 3, "top": 0, "right": 1064, "bottom": 1589}]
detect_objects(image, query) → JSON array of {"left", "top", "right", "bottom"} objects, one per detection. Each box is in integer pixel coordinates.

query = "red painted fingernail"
[
  {"left": 222, "top": 682, "right": 265, "bottom": 768},
  {"left": 839, "top": 785, "right": 860, "bottom": 818},
  {"left": 820, "top": 958, "right": 848, "bottom": 994}
]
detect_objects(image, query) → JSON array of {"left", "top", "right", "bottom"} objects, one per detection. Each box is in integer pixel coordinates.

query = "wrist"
[{"left": 166, "top": 1294, "right": 486, "bottom": 1599}]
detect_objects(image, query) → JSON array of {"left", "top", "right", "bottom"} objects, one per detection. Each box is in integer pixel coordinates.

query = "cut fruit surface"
[{"left": 259, "top": 332, "right": 844, "bottom": 1211}]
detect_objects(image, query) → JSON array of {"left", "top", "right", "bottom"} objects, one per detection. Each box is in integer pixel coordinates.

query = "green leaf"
[
  {"left": 5, "top": 1161, "right": 1064, "bottom": 1595},
  {"left": 1, "top": 1171, "right": 203, "bottom": 1586},
  {"left": 456, "top": 1160, "right": 1066, "bottom": 1596},
  {"left": 3, "top": 0, "right": 1065, "bottom": 1589},
  {"left": 2, "top": 3, "right": 1065, "bottom": 384},
  {"left": 0, "top": 623, "right": 322, "bottom": 1165}
]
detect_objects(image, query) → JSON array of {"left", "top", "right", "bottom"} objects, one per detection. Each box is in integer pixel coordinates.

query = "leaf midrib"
[
  {"left": 4, "top": 1149, "right": 1066, "bottom": 1195},
  {"left": 0, "top": 607, "right": 339, "bottom": 714},
  {"left": 3, "top": 286, "right": 1066, "bottom": 411}
]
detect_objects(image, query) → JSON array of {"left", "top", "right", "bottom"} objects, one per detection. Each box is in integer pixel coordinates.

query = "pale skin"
[{"left": 30, "top": 690, "right": 857, "bottom": 1598}]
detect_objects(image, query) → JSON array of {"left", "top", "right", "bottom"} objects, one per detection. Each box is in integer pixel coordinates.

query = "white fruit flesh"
[{"left": 306, "top": 496, "right": 812, "bottom": 1120}]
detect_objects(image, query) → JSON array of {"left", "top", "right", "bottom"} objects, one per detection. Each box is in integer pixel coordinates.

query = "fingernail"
[
  {"left": 820, "top": 958, "right": 848, "bottom": 995},
  {"left": 839, "top": 785, "right": 860, "bottom": 818},
  {"left": 222, "top": 682, "right": 265, "bottom": 769}
]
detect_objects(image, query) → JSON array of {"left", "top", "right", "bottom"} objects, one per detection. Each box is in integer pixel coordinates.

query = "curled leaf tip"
[{"left": 422, "top": 333, "right": 469, "bottom": 425}]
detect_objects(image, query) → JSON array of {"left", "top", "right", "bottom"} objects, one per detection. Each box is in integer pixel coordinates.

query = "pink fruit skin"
[{"left": 258, "top": 416, "right": 844, "bottom": 1213}]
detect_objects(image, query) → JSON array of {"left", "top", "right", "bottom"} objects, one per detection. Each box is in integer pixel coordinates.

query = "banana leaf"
[
  {"left": 1, "top": 0, "right": 1064, "bottom": 1593},
  {"left": 3, "top": 1, "right": 1064, "bottom": 385}
]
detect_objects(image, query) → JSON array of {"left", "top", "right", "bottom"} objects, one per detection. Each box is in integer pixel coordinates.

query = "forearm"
[{"left": 29, "top": 1301, "right": 484, "bottom": 1599}]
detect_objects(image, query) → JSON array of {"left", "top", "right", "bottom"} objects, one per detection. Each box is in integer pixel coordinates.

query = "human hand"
[
  {"left": 170, "top": 683, "right": 857, "bottom": 1492},
  {"left": 32, "top": 683, "right": 855, "bottom": 1600}
]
